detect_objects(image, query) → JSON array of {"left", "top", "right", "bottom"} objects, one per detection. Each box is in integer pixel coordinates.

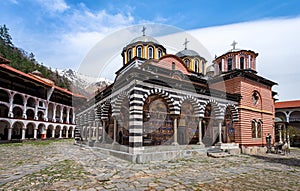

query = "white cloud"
[
  {"left": 35, "top": 0, "right": 69, "bottom": 13},
  {"left": 188, "top": 17, "right": 300, "bottom": 101}
]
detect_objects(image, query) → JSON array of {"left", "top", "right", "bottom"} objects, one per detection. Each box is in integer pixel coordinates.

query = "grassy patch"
[{"left": 1, "top": 159, "right": 92, "bottom": 190}]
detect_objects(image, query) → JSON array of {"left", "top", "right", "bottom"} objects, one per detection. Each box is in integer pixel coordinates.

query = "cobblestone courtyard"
[{"left": 0, "top": 140, "right": 299, "bottom": 191}]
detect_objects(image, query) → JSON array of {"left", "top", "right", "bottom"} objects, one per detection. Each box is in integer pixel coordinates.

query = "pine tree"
[{"left": 0, "top": 24, "right": 13, "bottom": 47}]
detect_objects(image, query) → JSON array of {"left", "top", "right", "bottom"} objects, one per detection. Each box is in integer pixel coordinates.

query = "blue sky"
[{"left": 1, "top": 0, "right": 300, "bottom": 101}]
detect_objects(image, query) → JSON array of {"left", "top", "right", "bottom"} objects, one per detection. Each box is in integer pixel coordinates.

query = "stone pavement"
[{"left": 0, "top": 139, "right": 299, "bottom": 191}]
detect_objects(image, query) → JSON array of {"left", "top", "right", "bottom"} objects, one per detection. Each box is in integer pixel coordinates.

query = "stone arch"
[
  {"left": 289, "top": 110, "right": 300, "bottom": 123},
  {"left": 47, "top": 124, "right": 54, "bottom": 138},
  {"left": 26, "top": 122, "right": 36, "bottom": 139},
  {"left": 62, "top": 126, "right": 68, "bottom": 137},
  {"left": 37, "top": 110, "right": 45, "bottom": 121},
  {"left": 0, "top": 103, "right": 9, "bottom": 118},
  {"left": 142, "top": 88, "right": 177, "bottom": 114},
  {"left": 223, "top": 104, "right": 239, "bottom": 122},
  {"left": 55, "top": 125, "right": 61, "bottom": 138},
  {"left": 56, "top": 105, "right": 62, "bottom": 122},
  {"left": 0, "top": 119, "right": 10, "bottom": 140},
  {"left": 37, "top": 123, "right": 46, "bottom": 139},
  {"left": 62, "top": 107, "right": 68, "bottom": 123},
  {"left": 47, "top": 102, "right": 54, "bottom": 122},
  {"left": 68, "top": 126, "right": 73, "bottom": 138},
  {"left": 26, "top": 109, "right": 35, "bottom": 120},
  {"left": 101, "top": 100, "right": 111, "bottom": 120},
  {"left": 0, "top": 88, "right": 10, "bottom": 103},
  {"left": 178, "top": 95, "right": 201, "bottom": 117},
  {"left": 275, "top": 111, "right": 287, "bottom": 122},
  {"left": 112, "top": 91, "right": 129, "bottom": 116},
  {"left": 12, "top": 121, "right": 24, "bottom": 139},
  {"left": 95, "top": 104, "right": 102, "bottom": 121},
  {"left": 26, "top": 97, "right": 36, "bottom": 108},
  {"left": 202, "top": 99, "right": 222, "bottom": 119},
  {"left": 13, "top": 106, "right": 23, "bottom": 119},
  {"left": 13, "top": 93, "right": 24, "bottom": 105}
]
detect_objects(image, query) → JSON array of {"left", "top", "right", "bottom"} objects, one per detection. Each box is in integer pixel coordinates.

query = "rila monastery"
[{"left": 0, "top": 27, "right": 299, "bottom": 163}]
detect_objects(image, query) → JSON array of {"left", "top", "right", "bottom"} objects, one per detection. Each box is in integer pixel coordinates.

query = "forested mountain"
[{"left": 0, "top": 24, "right": 71, "bottom": 90}]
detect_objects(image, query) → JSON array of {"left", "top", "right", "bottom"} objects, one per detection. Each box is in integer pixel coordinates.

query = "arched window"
[
  {"left": 127, "top": 49, "right": 132, "bottom": 61},
  {"left": 137, "top": 46, "right": 142, "bottom": 58},
  {"left": 148, "top": 47, "right": 153, "bottom": 59},
  {"left": 218, "top": 62, "right": 222, "bottom": 73},
  {"left": 227, "top": 58, "right": 232, "bottom": 71},
  {"left": 257, "top": 120, "right": 262, "bottom": 138},
  {"left": 194, "top": 59, "right": 199, "bottom": 73},
  {"left": 251, "top": 120, "right": 262, "bottom": 138},
  {"left": 240, "top": 57, "right": 244, "bottom": 69},
  {"left": 251, "top": 120, "right": 256, "bottom": 138},
  {"left": 158, "top": 49, "right": 162, "bottom": 58},
  {"left": 184, "top": 59, "right": 190, "bottom": 68}
]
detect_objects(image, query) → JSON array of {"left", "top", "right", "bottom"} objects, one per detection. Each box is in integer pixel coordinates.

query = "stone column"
[
  {"left": 95, "top": 122, "right": 100, "bottom": 143},
  {"left": 60, "top": 106, "right": 63, "bottom": 123},
  {"left": 8, "top": 95, "right": 14, "bottom": 118},
  {"left": 22, "top": 98, "right": 27, "bottom": 119},
  {"left": 21, "top": 128, "right": 26, "bottom": 140},
  {"left": 101, "top": 120, "right": 106, "bottom": 143},
  {"left": 52, "top": 128, "right": 55, "bottom": 138},
  {"left": 112, "top": 118, "right": 117, "bottom": 145},
  {"left": 71, "top": 127, "right": 75, "bottom": 138},
  {"left": 283, "top": 124, "right": 286, "bottom": 142},
  {"left": 279, "top": 125, "right": 283, "bottom": 143},
  {"left": 59, "top": 128, "right": 62, "bottom": 138},
  {"left": 218, "top": 120, "right": 222, "bottom": 143},
  {"left": 34, "top": 104, "right": 38, "bottom": 120},
  {"left": 44, "top": 102, "right": 48, "bottom": 121},
  {"left": 66, "top": 127, "right": 69, "bottom": 138},
  {"left": 197, "top": 118, "right": 203, "bottom": 145},
  {"left": 72, "top": 110, "right": 75, "bottom": 124},
  {"left": 172, "top": 116, "right": 179, "bottom": 145},
  {"left": 52, "top": 105, "right": 56, "bottom": 122},
  {"left": 66, "top": 108, "right": 70, "bottom": 124},
  {"left": 34, "top": 127, "right": 37, "bottom": 139},
  {"left": 8, "top": 128, "right": 12, "bottom": 140}
]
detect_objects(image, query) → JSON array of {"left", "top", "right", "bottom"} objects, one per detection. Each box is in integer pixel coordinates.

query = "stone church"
[{"left": 75, "top": 28, "right": 277, "bottom": 163}]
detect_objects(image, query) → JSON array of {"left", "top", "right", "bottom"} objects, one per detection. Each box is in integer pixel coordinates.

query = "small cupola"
[
  {"left": 175, "top": 38, "right": 207, "bottom": 75},
  {"left": 213, "top": 41, "right": 258, "bottom": 75}
]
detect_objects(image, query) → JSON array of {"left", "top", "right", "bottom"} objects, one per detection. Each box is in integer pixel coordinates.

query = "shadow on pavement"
[{"left": 250, "top": 154, "right": 300, "bottom": 167}]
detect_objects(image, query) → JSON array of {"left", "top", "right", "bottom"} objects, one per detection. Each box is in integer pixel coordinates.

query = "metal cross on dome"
[
  {"left": 231, "top": 40, "right": 238, "bottom": 50},
  {"left": 142, "top": 26, "right": 146, "bottom": 36},
  {"left": 183, "top": 38, "right": 189, "bottom": 50}
]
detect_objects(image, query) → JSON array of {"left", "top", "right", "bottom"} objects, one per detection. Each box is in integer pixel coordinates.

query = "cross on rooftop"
[
  {"left": 142, "top": 26, "right": 146, "bottom": 36},
  {"left": 231, "top": 40, "right": 238, "bottom": 50},
  {"left": 183, "top": 38, "right": 189, "bottom": 50}
]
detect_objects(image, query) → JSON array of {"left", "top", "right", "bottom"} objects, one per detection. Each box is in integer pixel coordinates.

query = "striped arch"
[
  {"left": 223, "top": 104, "right": 239, "bottom": 122},
  {"left": 178, "top": 95, "right": 202, "bottom": 117},
  {"left": 95, "top": 104, "right": 102, "bottom": 120},
  {"left": 101, "top": 99, "right": 111, "bottom": 120},
  {"left": 142, "top": 88, "right": 178, "bottom": 114},
  {"left": 202, "top": 99, "right": 223, "bottom": 119},
  {"left": 112, "top": 91, "right": 129, "bottom": 116}
]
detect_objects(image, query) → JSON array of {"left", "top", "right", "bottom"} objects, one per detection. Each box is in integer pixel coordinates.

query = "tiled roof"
[
  {"left": 0, "top": 64, "right": 85, "bottom": 98},
  {"left": 275, "top": 100, "right": 300, "bottom": 109}
]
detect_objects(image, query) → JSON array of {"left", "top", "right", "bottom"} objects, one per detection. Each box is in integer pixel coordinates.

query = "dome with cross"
[
  {"left": 175, "top": 38, "right": 207, "bottom": 75},
  {"left": 121, "top": 26, "right": 166, "bottom": 65}
]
